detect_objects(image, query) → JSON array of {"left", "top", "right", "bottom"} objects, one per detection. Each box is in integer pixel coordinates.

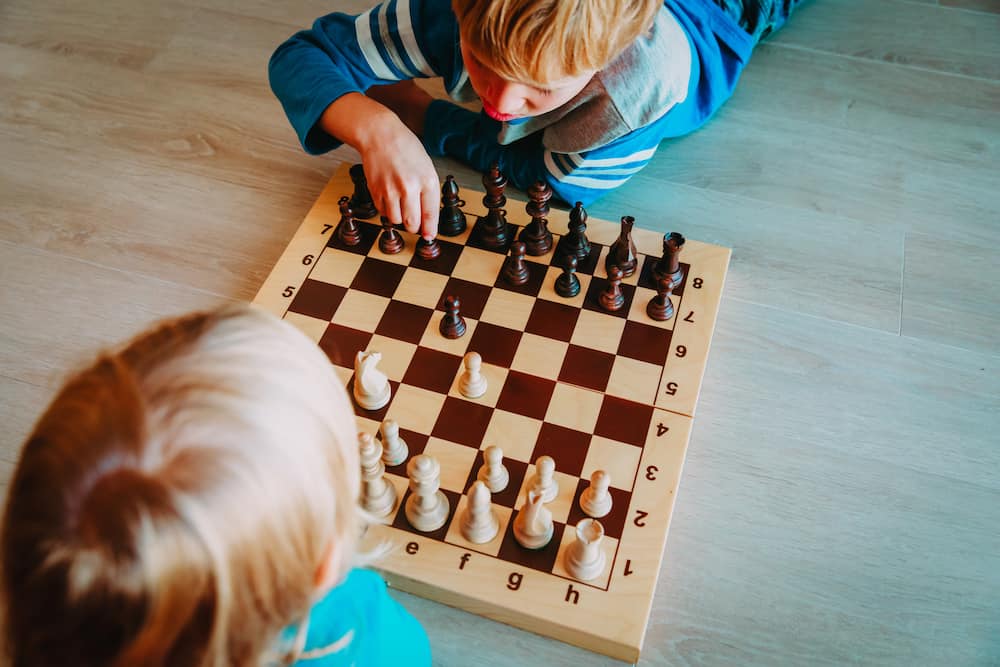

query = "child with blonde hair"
[
  {"left": 1, "top": 304, "right": 431, "bottom": 666},
  {"left": 269, "top": 0, "right": 806, "bottom": 237}
]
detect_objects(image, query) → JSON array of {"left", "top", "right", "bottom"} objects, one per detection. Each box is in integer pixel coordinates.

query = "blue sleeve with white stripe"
[
  {"left": 268, "top": 0, "right": 461, "bottom": 155},
  {"left": 423, "top": 101, "right": 662, "bottom": 207}
]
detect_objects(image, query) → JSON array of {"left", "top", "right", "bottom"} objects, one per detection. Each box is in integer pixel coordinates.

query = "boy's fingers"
[
  {"left": 401, "top": 191, "right": 421, "bottom": 234},
  {"left": 420, "top": 182, "right": 440, "bottom": 240}
]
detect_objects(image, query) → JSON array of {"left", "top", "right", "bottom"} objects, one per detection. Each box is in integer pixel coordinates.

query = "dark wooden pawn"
[
  {"left": 476, "top": 162, "right": 511, "bottom": 250},
  {"left": 335, "top": 196, "right": 361, "bottom": 246},
  {"left": 599, "top": 265, "right": 625, "bottom": 312},
  {"left": 653, "top": 232, "right": 686, "bottom": 288},
  {"left": 439, "top": 295, "right": 467, "bottom": 339},
  {"left": 378, "top": 216, "right": 404, "bottom": 254},
  {"left": 438, "top": 175, "right": 467, "bottom": 237},
  {"left": 502, "top": 241, "right": 530, "bottom": 286},
  {"left": 606, "top": 215, "right": 638, "bottom": 277},
  {"left": 646, "top": 276, "right": 675, "bottom": 321},
  {"left": 555, "top": 255, "right": 581, "bottom": 298},
  {"left": 561, "top": 201, "right": 591, "bottom": 264},
  {"left": 349, "top": 164, "right": 378, "bottom": 219},
  {"left": 416, "top": 236, "right": 441, "bottom": 260},
  {"left": 518, "top": 181, "right": 553, "bottom": 256}
]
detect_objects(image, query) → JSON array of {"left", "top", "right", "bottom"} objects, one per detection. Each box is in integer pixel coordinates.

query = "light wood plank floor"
[{"left": 2, "top": 0, "right": 998, "bottom": 664}]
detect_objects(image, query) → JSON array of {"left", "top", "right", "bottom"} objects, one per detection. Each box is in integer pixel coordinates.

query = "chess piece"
[
  {"left": 335, "top": 196, "right": 361, "bottom": 246},
  {"left": 580, "top": 470, "right": 612, "bottom": 518},
  {"left": 606, "top": 215, "right": 638, "bottom": 277},
  {"left": 439, "top": 295, "right": 467, "bottom": 339},
  {"left": 378, "top": 216, "right": 404, "bottom": 254},
  {"left": 458, "top": 351, "right": 487, "bottom": 399},
  {"left": 528, "top": 455, "right": 558, "bottom": 503},
  {"left": 513, "top": 489, "right": 553, "bottom": 550},
  {"left": 476, "top": 162, "right": 511, "bottom": 250},
  {"left": 438, "top": 175, "right": 467, "bottom": 237},
  {"left": 646, "top": 276, "right": 675, "bottom": 322},
  {"left": 416, "top": 236, "right": 441, "bottom": 260},
  {"left": 555, "top": 255, "right": 581, "bottom": 298},
  {"left": 477, "top": 445, "right": 509, "bottom": 493},
  {"left": 404, "top": 454, "right": 450, "bottom": 532},
  {"left": 349, "top": 163, "right": 378, "bottom": 219},
  {"left": 560, "top": 201, "right": 591, "bottom": 265},
  {"left": 653, "top": 232, "right": 686, "bottom": 288},
  {"left": 599, "top": 265, "right": 625, "bottom": 312},
  {"left": 379, "top": 418, "right": 408, "bottom": 467},
  {"left": 564, "top": 518, "right": 607, "bottom": 582},
  {"left": 353, "top": 351, "right": 391, "bottom": 411},
  {"left": 502, "top": 241, "right": 530, "bottom": 286},
  {"left": 359, "top": 433, "right": 397, "bottom": 518},
  {"left": 460, "top": 480, "right": 499, "bottom": 544},
  {"left": 518, "top": 180, "right": 553, "bottom": 255}
]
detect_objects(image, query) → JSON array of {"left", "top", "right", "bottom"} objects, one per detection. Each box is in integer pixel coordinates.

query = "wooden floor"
[{"left": 2, "top": 0, "right": 998, "bottom": 664}]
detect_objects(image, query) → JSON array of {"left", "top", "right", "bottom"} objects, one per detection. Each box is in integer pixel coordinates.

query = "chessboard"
[{"left": 253, "top": 163, "right": 730, "bottom": 663}]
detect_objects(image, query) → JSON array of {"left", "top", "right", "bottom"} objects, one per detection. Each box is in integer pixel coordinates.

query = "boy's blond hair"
[
  {"left": 1, "top": 305, "right": 361, "bottom": 666},
  {"left": 452, "top": 0, "right": 661, "bottom": 84}
]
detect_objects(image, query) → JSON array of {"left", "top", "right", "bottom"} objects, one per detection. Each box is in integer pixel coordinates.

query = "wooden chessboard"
[{"left": 252, "top": 164, "right": 730, "bottom": 663}]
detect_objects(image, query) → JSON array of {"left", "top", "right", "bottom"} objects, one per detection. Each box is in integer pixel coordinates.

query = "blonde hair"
[
  {"left": 1, "top": 304, "right": 362, "bottom": 667},
  {"left": 452, "top": 0, "right": 661, "bottom": 84}
]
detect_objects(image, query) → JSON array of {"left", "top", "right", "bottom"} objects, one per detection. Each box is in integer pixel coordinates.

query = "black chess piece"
[
  {"left": 646, "top": 276, "right": 675, "bottom": 321},
  {"left": 560, "top": 201, "right": 591, "bottom": 266},
  {"left": 475, "top": 162, "right": 511, "bottom": 250},
  {"left": 518, "top": 180, "right": 553, "bottom": 256},
  {"left": 438, "top": 175, "right": 467, "bottom": 237},
  {"left": 335, "top": 196, "right": 361, "bottom": 246},
  {"left": 606, "top": 215, "right": 638, "bottom": 277},
  {"left": 599, "top": 265, "right": 625, "bottom": 312},
  {"left": 502, "top": 241, "right": 530, "bottom": 286},
  {"left": 378, "top": 216, "right": 404, "bottom": 254},
  {"left": 416, "top": 236, "right": 441, "bottom": 260},
  {"left": 555, "top": 255, "right": 581, "bottom": 298},
  {"left": 439, "top": 295, "right": 467, "bottom": 339},
  {"left": 349, "top": 164, "right": 378, "bottom": 219},
  {"left": 653, "top": 232, "right": 686, "bottom": 288}
]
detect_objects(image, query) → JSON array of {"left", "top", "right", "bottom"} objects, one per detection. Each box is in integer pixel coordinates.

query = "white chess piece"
[
  {"left": 477, "top": 445, "right": 509, "bottom": 493},
  {"left": 354, "top": 350, "right": 391, "bottom": 411},
  {"left": 359, "top": 433, "right": 397, "bottom": 519},
  {"left": 528, "top": 455, "right": 558, "bottom": 503},
  {"left": 379, "top": 418, "right": 408, "bottom": 467},
  {"left": 513, "top": 489, "right": 553, "bottom": 549},
  {"left": 460, "top": 481, "right": 499, "bottom": 544},
  {"left": 404, "top": 454, "right": 450, "bottom": 532},
  {"left": 564, "top": 518, "right": 607, "bottom": 581},
  {"left": 458, "top": 351, "right": 488, "bottom": 399},
  {"left": 580, "top": 470, "right": 612, "bottom": 518}
]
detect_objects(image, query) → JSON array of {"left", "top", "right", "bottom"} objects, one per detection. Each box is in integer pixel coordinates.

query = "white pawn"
[
  {"left": 580, "top": 470, "right": 612, "bottom": 518},
  {"left": 528, "top": 455, "right": 558, "bottom": 503},
  {"left": 460, "top": 481, "right": 499, "bottom": 544},
  {"left": 458, "top": 351, "right": 487, "bottom": 399},
  {"left": 564, "top": 518, "right": 607, "bottom": 582},
  {"left": 513, "top": 489, "right": 553, "bottom": 549},
  {"left": 379, "top": 418, "right": 408, "bottom": 467},
  {"left": 354, "top": 350, "right": 391, "bottom": 411},
  {"left": 359, "top": 433, "right": 397, "bottom": 519},
  {"left": 477, "top": 445, "right": 509, "bottom": 493},
  {"left": 404, "top": 454, "right": 450, "bottom": 532}
]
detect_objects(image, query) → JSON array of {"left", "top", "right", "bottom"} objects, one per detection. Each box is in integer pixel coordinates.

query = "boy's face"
[{"left": 461, "top": 41, "right": 595, "bottom": 122}]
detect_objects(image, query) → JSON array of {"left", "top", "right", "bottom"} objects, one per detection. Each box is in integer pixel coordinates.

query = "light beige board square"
[
  {"left": 510, "top": 333, "right": 569, "bottom": 380},
  {"left": 355, "top": 416, "right": 382, "bottom": 441},
  {"left": 606, "top": 356, "right": 661, "bottom": 405},
  {"left": 627, "top": 286, "right": 676, "bottom": 330},
  {"left": 419, "top": 312, "right": 478, "bottom": 355},
  {"left": 331, "top": 290, "right": 389, "bottom": 332},
  {"left": 480, "top": 288, "right": 536, "bottom": 330},
  {"left": 370, "top": 229, "right": 417, "bottom": 266},
  {"left": 452, "top": 246, "right": 505, "bottom": 283},
  {"left": 570, "top": 309, "right": 626, "bottom": 354},
  {"left": 538, "top": 266, "right": 591, "bottom": 307},
  {"left": 385, "top": 384, "right": 447, "bottom": 435},
  {"left": 422, "top": 438, "right": 479, "bottom": 493},
  {"left": 551, "top": 523, "right": 619, "bottom": 589},
  {"left": 545, "top": 383, "right": 604, "bottom": 434},
  {"left": 282, "top": 311, "right": 330, "bottom": 343},
  {"left": 310, "top": 249, "right": 364, "bottom": 288},
  {"left": 447, "top": 361, "right": 508, "bottom": 408},
  {"left": 581, "top": 436, "right": 642, "bottom": 492},
  {"left": 482, "top": 409, "right": 542, "bottom": 463},
  {"left": 443, "top": 495, "right": 513, "bottom": 557},
  {"left": 365, "top": 335, "right": 417, "bottom": 382},
  {"left": 396, "top": 267, "right": 449, "bottom": 309},
  {"left": 515, "top": 465, "right": 579, "bottom": 525}
]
